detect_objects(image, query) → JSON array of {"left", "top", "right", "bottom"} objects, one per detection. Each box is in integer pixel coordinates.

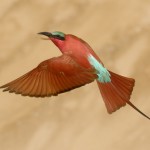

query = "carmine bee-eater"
[{"left": 0, "top": 31, "right": 149, "bottom": 119}]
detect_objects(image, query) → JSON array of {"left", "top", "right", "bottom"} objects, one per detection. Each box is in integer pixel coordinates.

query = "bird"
[{"left": 0, "top": 31, "right": 149, "bottom": 120}]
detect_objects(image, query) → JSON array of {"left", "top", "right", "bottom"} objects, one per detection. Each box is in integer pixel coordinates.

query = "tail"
[{"left": 97, "top": 71, "right": 150, "bottom": 120}]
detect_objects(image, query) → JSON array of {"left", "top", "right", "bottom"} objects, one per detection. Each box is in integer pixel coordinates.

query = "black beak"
[{"left": 38, "top": 32, "right": 52, "bottom": 37}]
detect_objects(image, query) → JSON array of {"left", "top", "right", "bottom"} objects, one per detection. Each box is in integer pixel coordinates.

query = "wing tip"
[{"left": 0, "top": 84, "right": 8, "bottom": 89}]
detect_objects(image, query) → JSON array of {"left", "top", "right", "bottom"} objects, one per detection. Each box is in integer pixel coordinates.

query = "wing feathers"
[
  {"left": 28, "top": 73, "right": 37, "bottom": 96},
  {"left": 1, "top": 54, "right": 97, "bottom": 97}
]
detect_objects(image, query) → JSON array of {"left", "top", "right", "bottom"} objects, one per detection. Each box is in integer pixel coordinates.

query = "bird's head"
[{"left": 38, "top": 31, "right": 66, "bottom": 49}]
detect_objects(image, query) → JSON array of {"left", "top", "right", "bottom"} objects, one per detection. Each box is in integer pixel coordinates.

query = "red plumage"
[
  {"left": 1, "top": 54, "right": 96, "bottom": 97},
  {"left": 0, "top": 31, "right": 149, "bottom": 119},
  {"left": 97, "top": 71, "right": 135, "bottom": 113}
]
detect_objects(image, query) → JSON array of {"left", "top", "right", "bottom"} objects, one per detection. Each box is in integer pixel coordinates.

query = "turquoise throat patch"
[{"left": 88, "top": 54, "right": 111, "bottom": 83}]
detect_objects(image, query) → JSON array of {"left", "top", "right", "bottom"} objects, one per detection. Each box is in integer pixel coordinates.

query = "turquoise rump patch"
[{"left": 88, "top": 54, "right": 111, "bottom": 83}]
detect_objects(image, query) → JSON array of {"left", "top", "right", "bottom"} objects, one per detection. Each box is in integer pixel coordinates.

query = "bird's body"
[
  {"left": 52, "top": 34, "right": 102, "bottom": 68},
  {"left": 0, "top": 31, "right": 149, "bottom": 119}
]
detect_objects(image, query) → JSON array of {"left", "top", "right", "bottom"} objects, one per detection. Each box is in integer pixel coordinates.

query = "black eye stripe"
[{"left": 54, "top": 35, "right": 65, "bottom": 40}]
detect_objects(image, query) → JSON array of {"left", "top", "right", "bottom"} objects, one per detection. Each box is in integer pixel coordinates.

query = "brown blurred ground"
[{"left": 0, "top": 0, "right": 150, "bottom": 150}]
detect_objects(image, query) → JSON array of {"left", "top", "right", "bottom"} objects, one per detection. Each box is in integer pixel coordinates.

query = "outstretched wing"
[{"left": 0, "top": 54, "right": 97, "bottom": 97}]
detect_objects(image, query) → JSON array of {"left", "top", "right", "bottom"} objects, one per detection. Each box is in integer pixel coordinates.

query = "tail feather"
[
  {"left": 97, "top": 71, "right": 150, "bottom": 120},
  {"left": 109, "top": 71, "right": 134, "bottom": 100},
  {"left": 127, "top": 101, "right": 150, "bottom": 120}
]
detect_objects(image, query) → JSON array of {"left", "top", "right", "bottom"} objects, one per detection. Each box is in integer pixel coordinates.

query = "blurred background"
[{"left": 0, "top": 0, "right": 150, "bottom": 150}]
